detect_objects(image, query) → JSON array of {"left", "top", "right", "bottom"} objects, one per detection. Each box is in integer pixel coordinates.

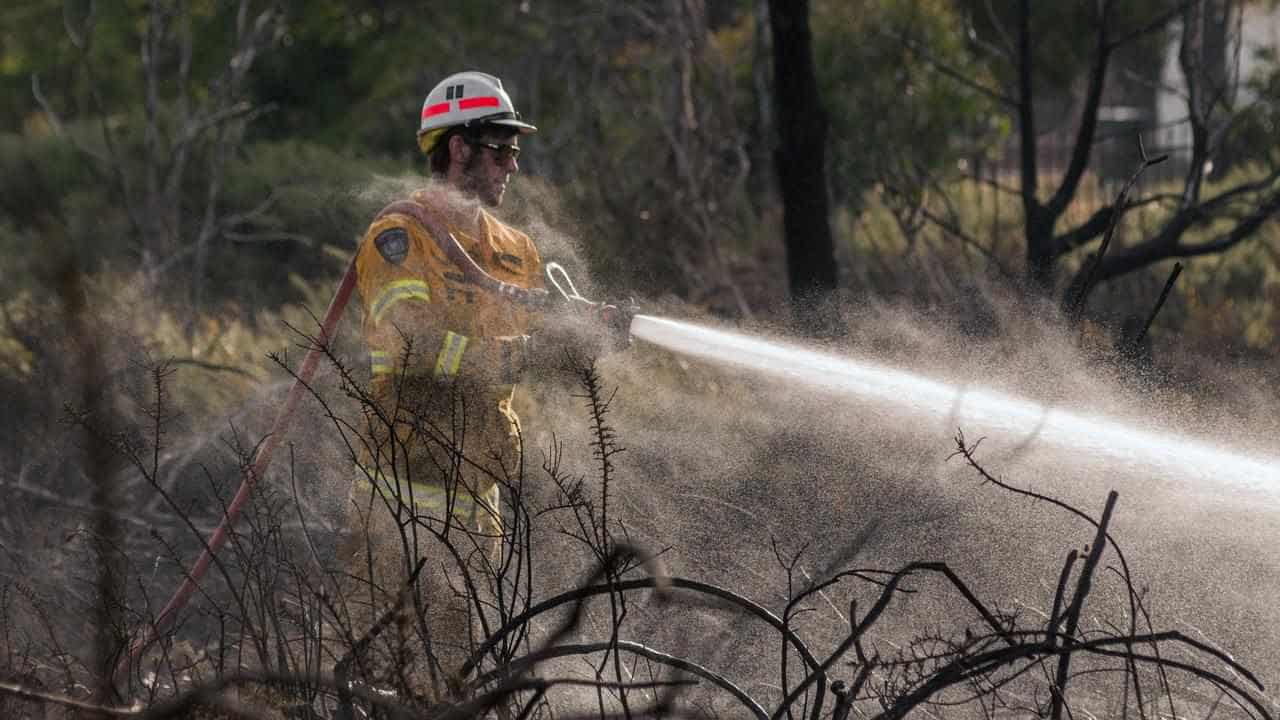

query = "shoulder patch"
[
  {"left": 374, "top": 228, "right": 410, "bottom": 265},
  {"left": 498, "top": 253, "right": 523, "bottom": 267}
]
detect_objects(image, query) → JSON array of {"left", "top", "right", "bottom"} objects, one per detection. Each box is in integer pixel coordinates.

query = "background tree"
[
  {"left": 1059, "top": 0, "right": 1280, "bottom": 310},
  {"left": 29, "top": 0, "right": 280, "bottom": 316},
  {"left": 895, "top": 0, "right": 1280, "bottom": 312},
  {"left": 2, "top": 0, "right": 1279, "bottom": 339},
  {"left": 767, "top": 0, "right": 837, "bottom": 328}
]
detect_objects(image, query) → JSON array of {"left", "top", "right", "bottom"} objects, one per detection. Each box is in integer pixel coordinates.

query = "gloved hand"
[
  {"left": 566, "top": 295, "right": 636, "bottom": 356},
  {"left": 525, "top": 298, "right": 632, "bottom": 370},
  {"left": 514, "top": 286, "right": 550, "bottom": 309},
  {"left": 538, "top": 261, "right": 636, "bottom": 353}
]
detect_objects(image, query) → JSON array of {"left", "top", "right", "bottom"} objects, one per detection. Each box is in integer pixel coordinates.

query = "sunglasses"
[{"left": 467, "top": 140, "right": 521, "bottom": 163}]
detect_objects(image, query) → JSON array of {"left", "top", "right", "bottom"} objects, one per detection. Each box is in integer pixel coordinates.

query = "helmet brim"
[
  {"left": 416, "top": 117, "right": 538, "bottom": 155},
  {"left": 484, "top": 118, "right": 538, "bottom": 134}
]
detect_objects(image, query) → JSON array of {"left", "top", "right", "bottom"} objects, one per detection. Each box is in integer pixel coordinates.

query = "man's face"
[{"left": 459, "top": 130, "right": 520, "bottom": 207}]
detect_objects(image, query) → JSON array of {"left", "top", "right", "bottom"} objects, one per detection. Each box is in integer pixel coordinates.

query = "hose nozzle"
[{"left": 544, "top": 262, "right": 637, "bottom": 349}]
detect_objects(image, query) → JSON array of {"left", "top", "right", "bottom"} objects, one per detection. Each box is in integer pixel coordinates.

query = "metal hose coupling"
[{"left": 598, "top": 296, "right": 639, "bottom": 350}]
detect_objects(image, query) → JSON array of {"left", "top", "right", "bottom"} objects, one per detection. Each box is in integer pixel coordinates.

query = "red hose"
[
  {"left": 113, "top": 256, "right": 359, "bottom": 680},
  {"left": 116, "top": 199, "right": 541, "bottom": 682}
]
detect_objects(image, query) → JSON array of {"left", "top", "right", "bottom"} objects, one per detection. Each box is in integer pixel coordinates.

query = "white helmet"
[{"left": 416, "top": 71, "right": 537, "bottom": 155}]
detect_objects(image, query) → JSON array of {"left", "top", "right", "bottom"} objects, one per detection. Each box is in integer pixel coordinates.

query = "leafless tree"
[
  {"left": 1060, "top": 0, "right": 1280, "bottom": 309},
  {"left": 898, "top": 0, "right": 1280, "bottom": 312},
  {"left": 32, "top": 0, "right": 281, "bottom": 315},
  {"left": 768, "top": 0, "right": 839, "bottom": 329}
]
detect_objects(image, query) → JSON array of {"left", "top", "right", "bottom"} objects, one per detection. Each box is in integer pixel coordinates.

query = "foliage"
[
  {"left": 814, "top": 0, "right": 1003, "bottom": 211},
  {"left": 5, "top": 1, "right": 1277, "bottom": 329},
  {"left": 958, "top": 0, "right": 1174, "bottom": 96},
  {"left": 845, "top": 166, "right": 1280, "bottom": 358},
  {"left": 1225, "top": 44, "right": 1280, "bottom": 169}
]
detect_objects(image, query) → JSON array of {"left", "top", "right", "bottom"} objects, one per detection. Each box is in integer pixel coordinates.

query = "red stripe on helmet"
[
  {"left": 422, "top": 102, "right": 451, "bottom": 118},
  {"left": 458, "top": 97, "right": 500, "bottom": 110}
]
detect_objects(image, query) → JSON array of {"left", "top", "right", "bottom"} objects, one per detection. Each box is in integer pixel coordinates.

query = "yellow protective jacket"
[{"left": 352, "top": 188, "right": 545, "bottom": 527}]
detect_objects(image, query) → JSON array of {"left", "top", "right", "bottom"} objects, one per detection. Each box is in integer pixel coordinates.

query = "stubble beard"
[{"left": 462, "top": 153, "right": 503, "bottom": 208}]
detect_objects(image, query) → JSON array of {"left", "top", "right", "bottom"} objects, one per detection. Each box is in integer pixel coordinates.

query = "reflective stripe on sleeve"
[
  {"left": 370, "top": 279, "right": 431, "bottom": 326},
  {"left": 354, "top": 465, "right": 498, "bottom": 525},
  {"left": 370, "top": 350, "right": 391, "bottom": 376},
  {"left": 433, "top": 331, "right": 469, "bottom": 379}
]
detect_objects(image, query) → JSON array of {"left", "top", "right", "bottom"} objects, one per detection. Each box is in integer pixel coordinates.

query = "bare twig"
[
  {"left": 1134, "top": 262, "right": 1183, "bottom": 346},
  {"left": 1064, "top": 135, "right": 1169, "bottom": 320}
]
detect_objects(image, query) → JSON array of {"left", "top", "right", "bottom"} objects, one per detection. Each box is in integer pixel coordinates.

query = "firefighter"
[{"left": 337, "top": 70, "right": 611, "bottom": 707}]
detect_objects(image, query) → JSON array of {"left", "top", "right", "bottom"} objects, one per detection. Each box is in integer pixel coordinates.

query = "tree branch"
[
  {"left": 1054, "top": 204, "right": 1115, "bottom": 254},
  {"left": 886, "top": 28, "right": 1016, "bottom": 108},
  {"left": 1076, "top": 189, "right": 1280, "bottom": 288},
  {"left": 1016, "top": 0, "right": 1039, "bottom": 221},
  {"left": 1106, "top": 0, "right": 1192, "bottom": 51},
  {"left": 1045, "top": 6, "right": 1112, "bottom": 219},
  {"left": 1179, "top": 0, "right": 1211, "bottom": 208},
  {"left": 918, "top": 206, "right": 1014, "bottom": 278},
  {"left": 0, "top": 679, "right": 137, "bottom": 717}
]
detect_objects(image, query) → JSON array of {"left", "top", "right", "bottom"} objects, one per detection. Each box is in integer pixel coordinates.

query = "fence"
[{"left": 964, "top": 123, "right": 1195, "bottom": 239}]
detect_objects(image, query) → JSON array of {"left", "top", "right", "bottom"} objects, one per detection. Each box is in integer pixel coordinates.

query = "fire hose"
[
  {"left": 112, "top": 255, "right": 359, "bottom": 680},
  {"left": 114, "top": 208, "right": 631, "bottom": 681}
]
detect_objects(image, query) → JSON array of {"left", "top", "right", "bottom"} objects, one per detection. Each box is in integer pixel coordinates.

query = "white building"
[{"left": 1155, "top": 2, "right": 1280, "bottom": 164}]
